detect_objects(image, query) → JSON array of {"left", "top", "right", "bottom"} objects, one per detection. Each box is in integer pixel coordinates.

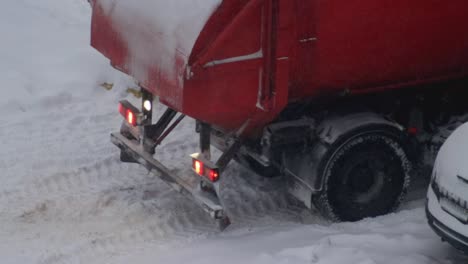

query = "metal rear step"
[{"left": 111, "top": 132, "right": 231, "bottom": 230}]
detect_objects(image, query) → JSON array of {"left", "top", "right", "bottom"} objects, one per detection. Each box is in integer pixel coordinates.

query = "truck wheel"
[{"left": 312, "top": 130, "right": 411, "bottom": 222}]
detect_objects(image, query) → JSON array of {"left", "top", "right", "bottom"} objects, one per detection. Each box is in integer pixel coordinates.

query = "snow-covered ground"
[{"left": 0, "top": 1, "right": 467, "bottom": 263}]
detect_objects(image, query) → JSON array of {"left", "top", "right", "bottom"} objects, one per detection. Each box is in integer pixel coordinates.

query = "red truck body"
[
  {"left": 90, "top": 0, "right": 468, "bottom": 135},
  {"left": 92, "top": 0, "right": 468, "bottom": 227}
]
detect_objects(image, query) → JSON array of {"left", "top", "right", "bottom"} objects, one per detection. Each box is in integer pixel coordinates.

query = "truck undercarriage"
[
  {"left": 112, "top": 80, "right": 468, "bottom": 228},
  {"left": 112, "top": 89, "right": 245, "bottom": 229}
]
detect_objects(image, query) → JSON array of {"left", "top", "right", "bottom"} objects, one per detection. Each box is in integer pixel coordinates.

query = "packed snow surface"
[{"left": 0, "top": 0, "right": 467, "bottom": 263}]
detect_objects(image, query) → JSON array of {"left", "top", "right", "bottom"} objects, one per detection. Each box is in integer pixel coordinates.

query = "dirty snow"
[{"left": 0, "top": 0, "right": 467, "bottom": 263}]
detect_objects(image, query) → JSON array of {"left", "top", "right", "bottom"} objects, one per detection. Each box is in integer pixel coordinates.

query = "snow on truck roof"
[{"left": 97, "top": 0, "right": 221, "bottom": 79}]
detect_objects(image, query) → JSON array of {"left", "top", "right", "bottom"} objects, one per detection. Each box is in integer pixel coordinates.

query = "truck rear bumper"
[{"left": 111, "top": 132, "right": 231, "bottom": 230}]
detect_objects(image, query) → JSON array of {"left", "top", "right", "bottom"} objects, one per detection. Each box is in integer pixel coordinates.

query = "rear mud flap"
[{"left": 111, "top": 132, "right": 231, "bottom": 230}]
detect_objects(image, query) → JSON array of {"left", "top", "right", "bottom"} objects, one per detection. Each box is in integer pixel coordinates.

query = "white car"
[{"left": 427, "top": 123, "right": 468, "bottom": 253}]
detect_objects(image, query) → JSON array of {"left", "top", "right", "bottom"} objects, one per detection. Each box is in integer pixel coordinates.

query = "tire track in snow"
[
  {"left": 32, "top": 161, "right": 317, "bottom": 264},
  {"left": 0, "top": 157, "right": 128, "bottom": 211},
  {"left": 3, "top": 105, "right": 316, "bottom": 263},
  {"left": 3, "top": 106, "right": 419, "bottom": 264},
  {"left": 219, "top": 164, "right": 319, "bottom": 226}
]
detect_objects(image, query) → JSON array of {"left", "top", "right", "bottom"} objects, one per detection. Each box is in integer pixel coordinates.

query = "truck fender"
[
  {"left": 286, "top": 112, "right": 405, "bottom": 209},
  {"left": 316, "top": 112, "right": 404, "bottom": 145}
]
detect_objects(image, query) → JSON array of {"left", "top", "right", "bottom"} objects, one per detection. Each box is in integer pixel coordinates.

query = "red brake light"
[
  {"left": 118, "top": 100, "right": 140, "bottom": 126},
  {"left": 208, "top": 169, "right": 219, "bottom": 182},
  {"left": 408, "top": 127, "right": 418, "bottom": 135},
  {"left": 191, "top": 156, "right": 220, "bottom": 183}
]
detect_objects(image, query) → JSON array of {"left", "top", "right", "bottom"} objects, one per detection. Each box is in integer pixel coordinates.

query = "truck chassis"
[{"left": 112, "top": 81, "right": 468, "bottom": 229}]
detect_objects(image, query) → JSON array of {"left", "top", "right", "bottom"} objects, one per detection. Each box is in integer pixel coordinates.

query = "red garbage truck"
[{"left": 88, "top": 0, "right": 468, "bottom": 228}]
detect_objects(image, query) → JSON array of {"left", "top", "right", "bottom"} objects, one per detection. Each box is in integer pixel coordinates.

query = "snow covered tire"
[{"left": 312, "top": 129, "right": 411, "bottom": 222}]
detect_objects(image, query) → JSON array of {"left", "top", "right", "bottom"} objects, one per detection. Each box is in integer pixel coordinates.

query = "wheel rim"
[{"left": 344, "top": 157, "right": 386, "bottom": 204}]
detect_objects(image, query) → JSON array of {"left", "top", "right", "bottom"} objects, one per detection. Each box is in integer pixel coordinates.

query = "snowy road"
[{"left": 0, "top": 1, "right": 467, "bottom": 263}]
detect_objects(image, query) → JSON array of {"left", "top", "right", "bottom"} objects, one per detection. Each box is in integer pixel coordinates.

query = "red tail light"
[
  {"left": 119, "top": 100, "right": 141, "bottom": 126},
  {"left": 408, "top": 127, "right": 419, "bottom": 135},
  {"left": 208, "top": 169, "right": 219, "bottom": 182},
  {"left": 192, "top": 155, "right": 220, "bottom": 183}
]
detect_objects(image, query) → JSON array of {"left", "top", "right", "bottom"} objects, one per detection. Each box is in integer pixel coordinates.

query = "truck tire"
[{"left": 312, "top": 128, "right": 411, "bottom": 222}]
